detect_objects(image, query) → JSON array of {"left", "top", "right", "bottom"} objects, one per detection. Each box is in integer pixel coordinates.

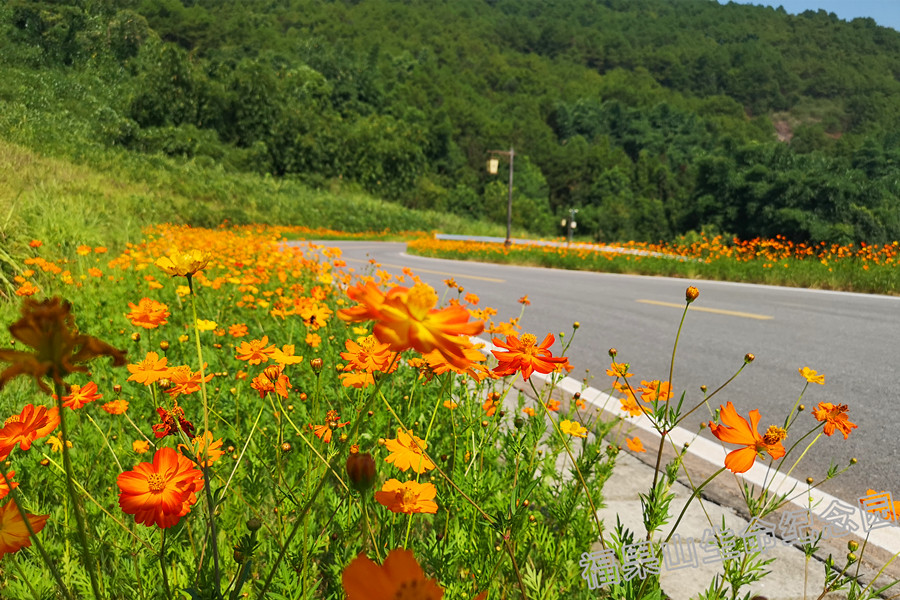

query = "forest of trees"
[{"left": 4, "top": 0, "right": 900, "bottom": 244}]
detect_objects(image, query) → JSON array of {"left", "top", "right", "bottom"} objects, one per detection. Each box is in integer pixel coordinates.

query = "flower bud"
[
  {"left": 130, "top": 332, "right": 141, "bottom": 342},
  {"left": 247, "top": 518, "right": 262, "bottom": 531},
  {"left": 744, "top": 353, "right": 755, "bottom": 363},
  {"left": 685, "top": 286, "right": 699, "bottom": 303},
  {"left": 806, "top": 477, "right": 814, "bottom": 485},
  {"left": 798, "top": 404, "right": 805, "bottom": 411},
  {"left": 159, "top": 340, "right": 169, "bottom": 351},
  {"left": 281, "top": 442, "right": 292, "bottom": 453},
  {"left": 850, "top": 457, "right": 857, "bottom": 465},
  {"left": 608, "top": 348, "right": 617, "bottom": 358},
  {"left": 847, "top": 540, "right": 858, "bottom": 551},
  {"left": 847, "top": 552, "right": 858, "bottom": 562},
  {"left": 310, "top": 358, "right": 324, "bottom": 374},
  {"left": 700, "top": 385, "right": 707, "bottom": 393},
  {"left": 573, "top": 321, "right": 580, "bottom": 330},
  {"left": 346, "top": 449, "right": 376, "bottom": 493},
  {"left": 113, "top": 384, "right": 122, "bottom": 394}
]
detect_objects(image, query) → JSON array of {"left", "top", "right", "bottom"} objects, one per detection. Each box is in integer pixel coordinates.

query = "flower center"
[
  {"left": 4, "top": 415, "right": 20, "bottom": 426},
  {"left": 147, "top": 473, "right": 166, "bottom": 493},
  {"left": 399, "top": 487, "right": 418, "bottom": 508},
  {"left": 407, "top": 284, "right": 437, "bottom": 319},
  {"left": 762, "top": 425, "right": 787, "bottom": 445}
]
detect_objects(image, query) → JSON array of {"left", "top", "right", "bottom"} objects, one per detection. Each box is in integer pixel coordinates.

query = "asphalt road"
[{"left": 301, "top": 240, "right": 900, "bottom": 508}]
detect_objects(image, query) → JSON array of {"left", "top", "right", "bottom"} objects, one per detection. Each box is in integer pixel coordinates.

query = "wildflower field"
[
  {"left": 407, "top": 235, "right": 900, "bottom": 295},
  {"left": 0, "top": 224, "right": 895, "bottom": 600}
]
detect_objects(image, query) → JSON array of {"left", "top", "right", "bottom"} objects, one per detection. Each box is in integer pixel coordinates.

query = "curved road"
[{"left": 306, "top": 240, "right": 899, "bottom": 508}]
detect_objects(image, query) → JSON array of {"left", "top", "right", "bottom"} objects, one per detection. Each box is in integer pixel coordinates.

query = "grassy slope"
[{"left": 0, "top": 138, "right": 517, "bottom": 304}]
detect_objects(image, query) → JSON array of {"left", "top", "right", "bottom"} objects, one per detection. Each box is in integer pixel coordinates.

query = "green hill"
[{"left": 3, "top": 0, "right": 900, "bottom": 246}]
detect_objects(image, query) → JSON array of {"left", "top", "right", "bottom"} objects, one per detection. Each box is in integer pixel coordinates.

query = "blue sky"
[{"left": 718, "top": 1, "right": 900, "bottom": 32}]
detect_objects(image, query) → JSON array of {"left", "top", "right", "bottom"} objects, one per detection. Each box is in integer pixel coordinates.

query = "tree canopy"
[{"left": 4, "top": 0, "right": 900, "bottom": 244}]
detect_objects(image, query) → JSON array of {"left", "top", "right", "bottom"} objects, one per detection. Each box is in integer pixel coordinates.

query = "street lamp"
[
  {"left": 567, "top": 208, "right": 578, "bottom": 245},
  {"left": 487, "top": 147, "right": 514, "bottom": 246}
]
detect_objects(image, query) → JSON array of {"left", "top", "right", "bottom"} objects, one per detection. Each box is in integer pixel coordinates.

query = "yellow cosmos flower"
[
  {"left": 156, "top": 250, "right": 211, "bottom": 279},
  {"left": 798, "top": 367, "right": 825, "bottom": 385},
  {"left": 559, "top": 419, "right": 588, "bottom": 438},
  {"left": 195, "top": 319, "right": 217, "bottom": 332}
]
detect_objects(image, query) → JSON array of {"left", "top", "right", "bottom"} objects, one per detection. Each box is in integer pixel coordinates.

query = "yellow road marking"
[
  {"left": 636, "top": 299, "right": 773, "bottom": 320},
  {"left": 345, "top": 258, "right": 505, "bottom": 282}
]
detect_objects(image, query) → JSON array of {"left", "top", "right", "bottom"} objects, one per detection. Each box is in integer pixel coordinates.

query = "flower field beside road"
[
  {"left": 407, "top": 234, "right": 900, "bottom": 295},
  {"left": 0, "top": 224, "right": 884, "bottom": 599}
]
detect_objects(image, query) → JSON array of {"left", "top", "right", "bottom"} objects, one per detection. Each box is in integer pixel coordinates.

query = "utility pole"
[{"left": 487, "top": 147, "right": 515, "bottom": 246}]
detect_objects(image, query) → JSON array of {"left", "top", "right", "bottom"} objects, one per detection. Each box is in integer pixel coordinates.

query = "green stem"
[
  {"left": 159, "top": 529, "right": 172, "bottom": 599},
  {"left": 54, "top": 380, "right": 104, "bottom": 600},
  {"left": 528, "top": 379, "right": 606, "bottom": 548},
  {"left": 0, "top": 470, "right": 74, "bottom": 600},
  {"left": 188, "top": 286, "right": 222, "bottom": 593},
  {"left": 664, "top": 466, "right": 726, "bottom": 544},
  {"left": 257, "top": 465, "right": 332, "bottom": 599},
  {"left": 653, "top": 302, "right": 690, "bottom": 491}
]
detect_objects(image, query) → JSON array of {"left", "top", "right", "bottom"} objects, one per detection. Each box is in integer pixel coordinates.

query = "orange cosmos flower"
[
  {"left": 126, "top": 298, "right": 170, "bottom": 330},
  {"left": 101, "top": 399, "right": 129, "bottom": 415},
  {"left": 339, "top": 370, "right": 376, "bottom": 388},
  {"left": 422, "top": 345, "right": 489, "bottom": 381},
  {"left": 0, "top": 404, "right": 60, "bottom": 459},
  {"left": 127, "top": 351, "right": 169, "bottom": 386},
  {"left": 384, "top": 428, "right": 435, "bottom": 474},
  {"left": 518, "top": 295, "right": 531, "bottom": 305},
  {"left": 306, "top": 333, "right": 322, "bottom": 348},
  {"left": 0, "top": 471, "right": 18, "bottom": 500},
  {"left": 619, "top": 393, "right": 644, "bottom": 417},
  {"left": 560, "top": 419, "right": 588, "bottom": 438},
  {"left": 235, "top": 336, "right": 277, "bottom": 365},
  {"left": 0, "top": 297, "right": 126, "bottom": 394},
  {"left": 311, "top": 410, "right": 349, "bottom": 443},
  {"left": 342, "top": 549, "right": 444, "bottom": 600},
  {"left": 482, "top": 394, "right": 500, "bottom": 416},
  {"left": 29, "top": 240, "right": 42, "bottom": 248},
  {"left": 165, "top": 364, "right": 213, "bottom": 398},
  {"left": 375, "top": 479, "right": 438, "bottom": 514},
  {"left": 251, "top": 364, "right": 292, "bottom": 399},
  {"left": 799, "top": 367, "right": 825, "bottom": 385},
  {"left": 341, "top": 336, "right": 397, "bottom": 373},
  {"left": 179, "top": 431, "right": 224, "bottom": 468},
  {"left": 61, "top": 381, "right": 102, "bottom": 409},
  {"left": 338, "top": 282, "right": 484, "bottom": 371},
  {"left": 155, "top": 250, "right": 211, "bottom": 279},
  {"left": 117, "top": 446, "right": 204, "bottom": 529},
  {"left": 132, "top": 440, "right": 150, "bottom": 454},
  {"left": 522, "top": 407, "right": 536, "bottom": 417},
  {"left": 152, "top": 403, "right": 194, "bottom": 439},
  {"left": 626, "top": 437, "right": 646, "bottom": 453},
  {"left": 606, "top": 362, "right": 632, "bottom": 378},
  {"left": 0, "top": 499, "right": 49, "bottom": 559},
  {"left": 708, "top": 402, "right": 786, "bottom": 474},
  {"left": 15, "top": 282, "right": 39, "bottom": 297},
  {"left": 228, "top": 324, "right": 248, "bottom": 338},
  {"left": 812, "top": 403, "right": 858, "bottom": 440},
  {"left": 544, "top": 399, "right": 561, "bottom": 412},
  {"left": 491, "top": 333, "right": 571, "bottom": 380},
  {"left": 638, "top": 380, "right": 672, "bottom": 403}
]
